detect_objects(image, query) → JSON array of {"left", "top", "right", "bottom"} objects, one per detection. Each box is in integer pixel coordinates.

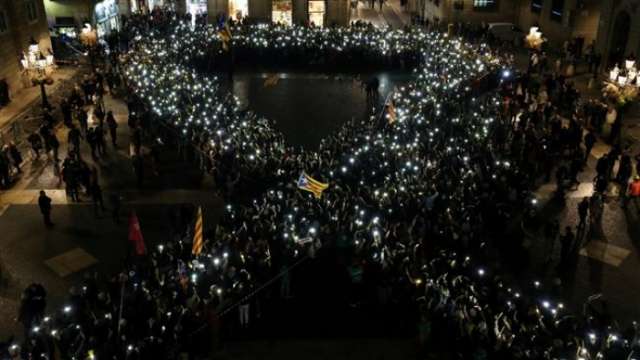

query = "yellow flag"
[{"left": 192, "top": 206, "right": 204, "bottom": 255}]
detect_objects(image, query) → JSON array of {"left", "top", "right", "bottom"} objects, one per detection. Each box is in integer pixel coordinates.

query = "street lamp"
[
  {"left": 79, "top": 23, "right": 99, "bottom": 70},
  {"left": 21, "top": 38, "right": 55, "bottom": 110}
]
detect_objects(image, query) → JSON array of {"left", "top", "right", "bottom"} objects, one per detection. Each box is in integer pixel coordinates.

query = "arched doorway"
[{"left": 608, "top": 10, "right": 631, "bottom": 66}]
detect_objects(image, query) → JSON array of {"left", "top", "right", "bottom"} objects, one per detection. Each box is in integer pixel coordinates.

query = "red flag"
[{"left": 128, "top": 211, "right": 146, "bottom": 256}]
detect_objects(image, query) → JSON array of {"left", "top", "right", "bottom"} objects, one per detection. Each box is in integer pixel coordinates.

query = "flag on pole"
[
  {"left": 128, "top": 211, "right": 146, "bottom": 256},
  {"left": 386, "top": 101, "right": 397, "bottom": 125},
  {"left": 297, "top": 172, "right": 329, "bottom": 199},
  {"left": 218, "top": 22, "right": 232, "bottom": 51},
  {"left": 192, "top": 206, "right": 204, "bottom": 256}
]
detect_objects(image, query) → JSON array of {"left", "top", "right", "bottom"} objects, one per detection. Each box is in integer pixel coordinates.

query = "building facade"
[
  {"left": 516, "top": 0, "right": 601, "bottom": 48},
  {"left": 43, "top": 0, "right": 92, "bottom": 30},
  {"left": 594, "top": 0, "right": 640, "bottom": 67},
  {"left": 122, "top": 0, "right": 349, "bottom": 26},
  {"left": 206, "top": 0, "right": 348, "bottom": 26},
  {"left": 422, "top": 0, "right": 518, "bottom": 25},
  {"left": 418, "top": 0, "right": 602, "bottom": 49},
  {"left": 0, "top": 0, "right": 53, "bottom": 102}
]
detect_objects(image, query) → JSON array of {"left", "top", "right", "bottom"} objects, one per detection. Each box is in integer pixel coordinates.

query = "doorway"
[
  {"left": 308, "top": 0, "right": 325, "bottom": 27},
  {"left": 272, "top": 0, "right": 293, "bottom": 25},
  {"left": 229, "top": 0, "right": 249, "bottom": 21},
  {"left": 608, "top": 10, "right": 631, "bottom": 66}
]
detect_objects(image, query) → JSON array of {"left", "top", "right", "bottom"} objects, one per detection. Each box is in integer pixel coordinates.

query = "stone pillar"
[
  {"left": 594, "top": 0, "right": 614, "bottom": 56},
  {"left": 326, "top": 0, "right": 348, "bottom": 26},
  {"left": 627, "top": 10, "right": 640, "bottom": 57},
  {"left": 175, "top": 0, "right": 187, "bottom": 14},
  {"left": 118, "top": 0, "right": 133, "bottom": 17},
  {"left": 248, "top": 0, "right": 271, "bottom": 21},
  {"left": 293, "top": 0, "right": 307, "bottom": 25},
  {"left": 208, "top": 0, "right": 228, "bottom": 23}
]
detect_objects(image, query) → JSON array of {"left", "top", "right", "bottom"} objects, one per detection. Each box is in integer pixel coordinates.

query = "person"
[
  {"left": 38, "top": 190, "right": 53, "bottom": 227},
  {"left": 559, "top": 226, "right": 574, "bottom": 268},
  {"left": 95, "top": 123, "right": 106, "bottom": 155},
  {"left": 87, "top": 127, "right": 99, "bottom": 160},
  {"left": 583, "top": 130, "right": 596, "bottom": 162},
  {"left": 90, "top": 180, "right": 105, "bottom": 216},
  {"left": 18, "top": 283, "right": 47, "bottom": 339},
  {"left": 68, "top": 125, "right": 82, "bottom": 155},
  {"left": 616, "top": 154, "right": 632, "bottom": 190},
  {"left": 609, "top": 115, "right": 622, "bottom": 145},
  {"left": 62, "top": 160, "right": 80, "bottom": 202},
  {"left": 625, "top": 176, "right": 640, "bottom": 212},
  {"left": 0, "top": 151, "right": 9, "bottom": 188},
  {"left": 106, "top": 111, "right": 118, "bottom": 147},
  {"left": 77, "top": 108, "right": 89, "bottom": 135},
  {"left": 27, "top": 132, "right": 43, "bottom": 159},
  {"left": 7, "top": 143, "right": 23, "bottom": 174},
  {"left": 109, "top": 192, "right": 122, "bottom": 223},
  {"left": 577, "top": 196, "right": 589, "bottom": 233},
  {"left": 49, "top": 131, "right": 60, "bottom": 161},
  {"left": 132, "top": 154, "right": 144, "bottom": 188},
  {"left": 94, "top": 102, "right": 105, "bottom": 128},
  {"left": 543, "top": 220, "right": 559, "bottom": 263}
]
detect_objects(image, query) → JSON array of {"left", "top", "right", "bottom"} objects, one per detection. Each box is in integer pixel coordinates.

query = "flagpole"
[{"left": 117, "top": 273, "right": 126, "bottom": 336}]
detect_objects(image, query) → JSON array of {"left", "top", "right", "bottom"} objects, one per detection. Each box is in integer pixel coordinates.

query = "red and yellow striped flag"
[
  {"left": 192, "top": 206, "right": 204, "bottom": 256},
  {"left": 386, "top": 101, "right": 397, "bottom": 125}
]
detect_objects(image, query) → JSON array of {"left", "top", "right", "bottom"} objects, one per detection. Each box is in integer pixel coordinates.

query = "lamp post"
[
  {"left": 21, "top": 38, "right": 55, "bottom": 110},
  {"left": 79, "top": 23, "right": 98, "bottom": 71}
]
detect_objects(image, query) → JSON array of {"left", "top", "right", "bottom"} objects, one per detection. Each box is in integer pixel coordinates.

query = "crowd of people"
[{"left": 3, "top": 8, "right": 640, "bottom": 360}]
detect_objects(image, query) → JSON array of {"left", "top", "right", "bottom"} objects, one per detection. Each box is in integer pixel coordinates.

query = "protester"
[{"left": 37, "top": 190, "right": 53, "bottom": 227}]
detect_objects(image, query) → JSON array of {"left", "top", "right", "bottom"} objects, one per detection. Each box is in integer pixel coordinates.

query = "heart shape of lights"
[
  {"left": 18, "top": 20, "right": 525, "bottom": 358},
  {"left": 122, "top": 21, "right": 503, "bottom": 291}
]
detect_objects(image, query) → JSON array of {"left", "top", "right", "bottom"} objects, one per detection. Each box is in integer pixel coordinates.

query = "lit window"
[
  {"left": 25, "top": 0, "right": 38, "bottom": 23},
  {"left": 550, "top": 0, "right": 563, "bottom": 21},
  {"left": 309, "top": 0, "right": 325, "bottom": 27},
  {"left": 473, "top": 0, "right": 497, "bottom": 10},
  {"left": 272, "top": 0, "right": 292, "bottom": 26},
  {"left": 531, "top": 0, "right": 543, "bottom": 13},
  {"left": 0, "top": 10, "right": 8, "bottom": 33}
]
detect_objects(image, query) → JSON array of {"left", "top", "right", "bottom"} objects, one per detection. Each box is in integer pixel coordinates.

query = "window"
[
  {"left": 272, "top": 0, "right": 292, "bottom": 26},
  {"left": 550, "top": 0, "right": 563, "bottom": 22},
  {"left": 25, "top": 0, "right": 38, "bottom": 23},
  {"left": 0, "top": 10, "right": 8, "bottom": 33},
  {"left": 531, "top": 0, "right": 542, "bottom": 13},
  {"left": 474, "top": 0, "right": 498, "bottom": 10},
  {"left": 308, "top": 0, "right": 325, "bottom": 27}
]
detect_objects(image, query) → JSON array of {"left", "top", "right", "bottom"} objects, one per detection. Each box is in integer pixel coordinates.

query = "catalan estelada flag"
[
  {"left": 297, "top": 172, "right": 329, "bottom": 199},
  {"left": 192, "top": 206, "right": 204, "bottom": 256},
  {"left": 386, "top": 101, "right": 397, "bottom": 125},
  {"left": 218, "top": 22, "right": 232, "bottom": 51}
]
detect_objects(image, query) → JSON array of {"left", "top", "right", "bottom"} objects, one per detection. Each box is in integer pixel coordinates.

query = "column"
[
  {"left": 293, "top": 0, "right": 307, "bottom": 25},
  {"left": 208, "top": 0, "right": 228, "bottom": 23}
]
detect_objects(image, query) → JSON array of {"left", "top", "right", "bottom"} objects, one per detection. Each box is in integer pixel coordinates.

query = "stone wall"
[
  {"left": 43, "top": 0, "right": 91, "bottom": 27},
  {"left": 0, "top": 0, "right": 53, "bottom": 99},
  {"left": 595, "top": 0, "right": 640, "bottom": 67}
]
